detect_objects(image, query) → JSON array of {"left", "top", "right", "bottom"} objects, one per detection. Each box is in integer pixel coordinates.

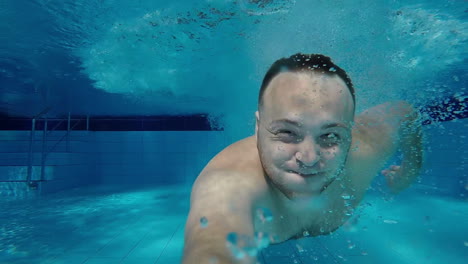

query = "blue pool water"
[{"left": 0, "top": 0, "right": 467, "bottom": 263}]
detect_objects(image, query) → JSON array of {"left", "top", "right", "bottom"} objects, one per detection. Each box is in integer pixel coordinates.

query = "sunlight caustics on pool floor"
[
  {"left": 0, "top": 186, "right": 188, "bottom": 264},
  {"left": 1, "top": 184, "right": 466, "bottom": 264}
]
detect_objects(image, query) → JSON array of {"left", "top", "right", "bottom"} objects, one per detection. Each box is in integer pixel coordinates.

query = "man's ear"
[{"left": 255, "top": 111, "right": 260, "bottom": 136}]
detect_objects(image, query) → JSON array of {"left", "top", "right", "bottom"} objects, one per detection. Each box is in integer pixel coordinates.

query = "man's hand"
[
  {"left": 381, "top": 162, "right": 421, "bottom": 193},
  {"left": 382, "top": 165, "right": 407, "bottom": 192},
  {"left": 382, "top": 165, "right": 401, "bottom": 186}
]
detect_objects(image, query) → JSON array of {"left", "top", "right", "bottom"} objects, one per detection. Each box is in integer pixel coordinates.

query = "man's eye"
[
  {"left": 276, "top": 130, "right": 294, "bottom": 136},
  {"left": 321, "top": 133, "right": 341, "bottom": 146},
  {"left": 273, "top": 130, "right": 298, "bottom": 142}
]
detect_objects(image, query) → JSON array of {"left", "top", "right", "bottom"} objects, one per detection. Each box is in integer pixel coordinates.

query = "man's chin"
[
  {"left": 291, "top": 188, "right": 321, "bottom": 197},
  {"left": 286, "top": 191, "right": 327, "bottom": 209}
]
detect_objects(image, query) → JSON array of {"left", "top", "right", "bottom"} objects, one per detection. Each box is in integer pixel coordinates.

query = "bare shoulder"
[
  {"left": 203, "top": 136, "right": 260, "bottom": 171},
  {"left": 191, "top": 135, "right": 264, "bottom": 204},
  {"left": 183, "top": 139, "right": 267, "bottom": 262},
  {"left": 190, "top": 136, "right": 266, "bottom": 212}
]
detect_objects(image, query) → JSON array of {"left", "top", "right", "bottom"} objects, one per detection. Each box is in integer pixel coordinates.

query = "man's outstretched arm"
[
  {"left": 353, "top": 101, "right": 424, "bottom": 193},
  {"left": 183, "top": 170, "right": 258, "bottom": 264},
  {"left": 380, "top": 102, "right": 423, "bottom": 193}
]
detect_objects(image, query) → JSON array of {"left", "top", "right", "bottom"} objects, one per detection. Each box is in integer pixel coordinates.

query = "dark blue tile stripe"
[{"left": 0, "top": 115, "right": 221, "bottom": 131}]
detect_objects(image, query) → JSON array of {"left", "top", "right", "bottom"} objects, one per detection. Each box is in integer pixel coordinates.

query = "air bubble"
[
  {"left": 254, "top": 231, "right": 271, "bottom": 249},
  {"left": 227, "top": 232, "right": 238, "bottom": 244},
  {"left": 341, "top": 194, "right": 351, "bottom": 200},
  {"left": 256, "top": 207, "right": 274, "bottom": 223},
  {"left": 226, "top": 231, "right": 271, "bottom": 259},
  {"left": 200, "top": 216, "right": 209, "bottom": 228},
  {"left": 295, "top": 244, "right": 305, "bottom": 252}
]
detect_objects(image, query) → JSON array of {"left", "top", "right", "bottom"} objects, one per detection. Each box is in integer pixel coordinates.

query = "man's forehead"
[
  {"left": 259, "top": 71, "right": 354, "bottom": 123},
  {"left": 269, "top": 117, "right": 354, "bottom": 129},
  {"left": 263, "top": 71, "right": 348, "bottom": 101},
  {"left": 264, "top": 109, "right": 353, "bottom": 126}
]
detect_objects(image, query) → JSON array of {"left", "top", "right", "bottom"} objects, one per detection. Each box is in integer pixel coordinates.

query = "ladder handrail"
[
  {"left": 44, "top": 118, "right": 83, "bottom": 158},
  {"left": 47, "top": 119, "right": 66, "bottom": 135},
  {"left": 32, "top": 107, "right": 51, "bottom": 119},
  {"left": 26, "top": 112, "right": 88, "bottom": 188},
  {"left": 26, "top": 106, "right": 52, "bottom": 186}
]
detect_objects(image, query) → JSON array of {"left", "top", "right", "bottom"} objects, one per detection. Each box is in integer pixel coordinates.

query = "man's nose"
[{"left": 295, "top": 139, "right": 320, "bottom": 167}]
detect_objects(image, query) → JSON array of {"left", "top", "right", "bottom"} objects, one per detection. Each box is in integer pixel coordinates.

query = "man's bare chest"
[{"left": 263, "top": 179, "right": 367, "bottom": 242}]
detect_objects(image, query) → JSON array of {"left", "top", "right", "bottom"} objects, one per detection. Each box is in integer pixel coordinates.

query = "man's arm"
[
  {"left": 380, "top": 102, "right": 423, "bottom": 193},
  {"left": 183, "top": 170, "right": 258, "bottom": 264},
  {"left": 352, "top": 101, "right": 423, "bottom": 193}
]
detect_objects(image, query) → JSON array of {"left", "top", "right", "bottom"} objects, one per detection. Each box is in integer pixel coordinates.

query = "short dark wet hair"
[{"left": 258, "top": 53, "right": 355, "bottom": 109}]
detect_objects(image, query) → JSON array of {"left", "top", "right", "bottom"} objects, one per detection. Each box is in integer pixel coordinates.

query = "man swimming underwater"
[{"left": 183, "top": 53, "right": 423, "bottom": 264}]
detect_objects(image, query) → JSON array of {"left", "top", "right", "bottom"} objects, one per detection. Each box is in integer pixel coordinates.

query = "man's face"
[{"left": 256, "top": 71, "right": 354, "bottom": 201}]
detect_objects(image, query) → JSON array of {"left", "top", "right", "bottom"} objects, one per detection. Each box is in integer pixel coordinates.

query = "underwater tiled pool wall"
[
  {"left": 0, "top": 130, "right": 95, "bottom": 198},
  {"left": 0, "top": 130, "right": 229, "bottom": 199},
  {"left": 91, "top": 131, "right": 228, "bottom": 186}
]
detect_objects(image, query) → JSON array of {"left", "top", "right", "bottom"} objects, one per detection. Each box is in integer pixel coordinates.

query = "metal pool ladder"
[{"left": 25, "top": 108, "right": 89, "bottom": 190}]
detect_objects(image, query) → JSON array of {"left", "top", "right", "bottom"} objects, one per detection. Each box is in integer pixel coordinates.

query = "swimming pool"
[
  {"left": 0, "top": 0, "right": 466, "bottom": 263},
  {"left": 0, "top": 118, "right": 466, "bottom": 264}
]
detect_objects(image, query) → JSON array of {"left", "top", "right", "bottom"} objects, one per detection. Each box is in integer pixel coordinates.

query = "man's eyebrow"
[
  {"left": 270, "top": 119, "right": 301, "bottom": 127},
  {"left": 270, "top": 119, "right": 351, "bottom": 130},
  {"left": 321, "top": 122, "right": 351, "bottom": 130}
]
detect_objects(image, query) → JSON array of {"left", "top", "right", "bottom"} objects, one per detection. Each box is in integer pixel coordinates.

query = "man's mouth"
[{"left": 287, "top": 170, "right": 322, "bottom": 177}]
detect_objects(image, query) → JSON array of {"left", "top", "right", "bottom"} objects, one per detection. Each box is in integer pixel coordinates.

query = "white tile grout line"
[
  {"left": 154, "top": 221, "right": 183, "bottom": 264},
  {"left": 45, "top": 211, "right": 144, "bottom": 264},
  {"left": 78, "top": 214, "right": 148, "bottom": 264},
  {"left": 259, "top": 250, "right": 267, "bottom": 264},
  {"left": 118, "top": 219, "right": 160, "bottom": 263}
]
